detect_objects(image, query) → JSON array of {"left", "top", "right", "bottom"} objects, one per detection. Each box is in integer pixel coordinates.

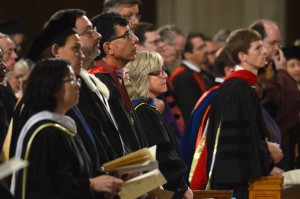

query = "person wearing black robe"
[
  {"left": 89, "top": 12, "right": 148, "bottom": 153},
  {"left": 8, "top": 11, "right": 117, "bottom": 178},
  {"left": 11, "top": 59, "right": 123, "bottom": 199},
  {"left": 205, "top": 29, "right": 283, "bottom": 199},
  {"left": 0, "top": 82, "right": 17, "bottom": 122},
  {"left": 74, "top": 70, "right": 126, "bottom": 161},
  {"left": 126, "top": 51, "right": 193, "bottom": 199},
  {"left": 0, "top": 48, "right": 8, "bottom": 152}
]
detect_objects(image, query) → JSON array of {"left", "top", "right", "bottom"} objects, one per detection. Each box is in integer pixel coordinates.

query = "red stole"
[{"left": 89, "top": 60, "right": 133, "bottom": 112}]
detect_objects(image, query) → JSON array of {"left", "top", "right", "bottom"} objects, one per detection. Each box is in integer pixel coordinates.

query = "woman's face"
[
  {"left": 56, "top": 34, "right": 84, "bottom": 76},
  {"left": 55, "top": 66, "right": 81, "bottom": 114},
  {"left": 6, "top": 67, "right": 28, "bottom": 98},
  {"left": 123, "top": 67, "right": 130, "bottom": 86},
  {"left": 148, "top": 66, "right": 168, "bottom": 99},
  {"left": 287, "top": 58, "right": 300, "bottom": 83}
]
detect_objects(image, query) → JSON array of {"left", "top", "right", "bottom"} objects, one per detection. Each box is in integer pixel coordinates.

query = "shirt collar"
[
  {"left": 234, "top": 64, "right": 244, "bottom": 71},
  {"left": 215, "top": 77, "right": 224, "bottom": 83},
  {"left": 182, "top": 60, "right": 201, "bottom": 72}
]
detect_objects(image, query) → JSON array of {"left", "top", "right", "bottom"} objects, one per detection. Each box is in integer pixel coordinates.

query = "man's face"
[
  {"left": 0, "top": 37, "right": 17, "bottom": 71},
  {"left": 187, "top": 37, "right": 207, "bottom": 66},
  {"left": 75, "top": 15, "right": 101, "bottom": 68},
  {"left": 161, "top": 43, "right": 177, "bottom": 65},
  {"left": 107, "top": 25, "right": 139, "bottom": 67},
  {"left": 205, "top": 41, "right": 222, "bottom": 65},
  {"left": 173, "top": 35, "right": 186, "bottom": 59},
  {"left": 244, "top": 40, "right": 267, "bottom": 70},
  {"left": 0, "top": 49, "right": 7, "bottom": 82},
  {"left": 138, "top": 31, "right": 161, "bottom": 52},
  {"left": 262, "top": 23, "right": 281, "bottom": 62},
  {"left": 119, "top": 4, "right": 140, "bottom": 31}
]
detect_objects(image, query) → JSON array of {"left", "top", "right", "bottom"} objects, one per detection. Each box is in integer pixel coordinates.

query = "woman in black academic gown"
[
  {"left": 11, "top": 59, "right": 123, "bottom": 199},
  {"left": 9, "top": 12, "right": 115, "bottom": 175},
  {"left": 125, "top": 51, "right": 193, "bottom": 199}
]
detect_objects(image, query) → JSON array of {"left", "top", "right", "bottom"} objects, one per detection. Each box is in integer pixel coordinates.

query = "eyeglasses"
[
  {"left": 63, "top": 77, "right": 81, "bottom": 87},
  {"left": 266, "top": 40, "right": 281, "bottom": 48},
  {"left": 79, "top": 26, "right": 98, "bottom": 38},
  {"left": 113, "top": 30, "right": 134, "bottom": 41},
  {"left": 3, "top": 48, "right": 16, "bottom": 57},
  {"left": 148, "top": 70, "right": 165, "bottom": 78},
  {"left": 122, "top": 13, "right": 142, "bottom": 21}
]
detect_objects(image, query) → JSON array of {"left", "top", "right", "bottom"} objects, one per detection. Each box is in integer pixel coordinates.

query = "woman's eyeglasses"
[
  {"left": 148, "top": 70, "right": 165, "bottom": 78},
  {"left": 63, "top": 77, "right": 81, "bottom": 87}
]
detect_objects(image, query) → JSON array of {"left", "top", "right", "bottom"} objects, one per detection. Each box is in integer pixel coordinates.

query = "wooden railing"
[
  {"left": 248, "top": 176, "right": 283, "bottom": 199},
  {"left": 193, "top": 176, "right": 300, "bottom": 199}
]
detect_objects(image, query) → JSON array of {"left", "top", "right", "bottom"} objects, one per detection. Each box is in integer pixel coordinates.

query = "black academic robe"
[
  {"left": 75, "top": 76, "right": 123, "bottom": 161},
  {"left": 93, "top": 72, "right": 148, "bottom": 152},
  {"left": 9, "top": 99, "right": 38, "bottom": 158},
  {"left": 14, "top": 119, "right": 93, "bottom": 199},
  {"left": 66, "top": 106, "right": 108, "bottom": 175},
  {"left": 206, "top": 73, "right": 271, "bottom": 199},
  {"left": 133, "top": 100, "right": 188, "bottom": 199},
  {"left": 0, "top": 83, "right": 17, "bottom": 122},
  {"left": 0, "top": 98, "right": 8, "bottom": 151},
  {"left": 171, "top": 64, "right": 209, "bottom": 122},
  {"left": 0, "top": 182, "right": 13, "bottom": 199}
]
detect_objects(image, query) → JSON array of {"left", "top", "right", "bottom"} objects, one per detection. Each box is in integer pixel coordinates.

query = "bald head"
[{"left": 250, "top": 20, "right": 281, "bottom": 61}]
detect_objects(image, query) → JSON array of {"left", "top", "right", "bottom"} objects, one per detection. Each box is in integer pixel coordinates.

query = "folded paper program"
[{"left": 283, "top": 169, "right": 300, "bottom": 185}]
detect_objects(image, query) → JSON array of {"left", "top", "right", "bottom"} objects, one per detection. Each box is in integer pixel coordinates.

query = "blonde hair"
[{"left": 125, "top": 51, "right": 163, "bottom": 100}]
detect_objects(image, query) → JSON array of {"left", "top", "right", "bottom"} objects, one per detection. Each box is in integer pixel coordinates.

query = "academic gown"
[
  {"left": 13, "top": 118, "right": 93, "bottom": 199},
  {"left": 66, "top": 107, "right": 107, "bottom": 175},
  {"left": 89, "top": 63, "right": 148, "bottom": 152},
  {"left": 170, "top": 64, "right": 209, "bottom": 122},
  {"left": 0, "top": 98, "right": 8, "bottom": 151},
  {"left": 206, "top": 71, "right": 271, "bottom": 199},
  {"left": 75, "top": 75, "right": 123, "bottom": 161},
  {"left": 9, "top": 99, "right": 38, "bottom": 158},
  {"left": 0, "top": 83, "right": 17, "bottom": 122},
  {"left": 132, "top": 99, "right": 188, "bottom": 199},
  {"left": 180, "top": 85, "right": 219, "bottom": 186},
  {"left": 260, "top": 69, "right": 300, "bottom": 170}
]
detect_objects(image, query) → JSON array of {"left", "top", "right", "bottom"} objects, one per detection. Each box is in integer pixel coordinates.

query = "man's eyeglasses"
[
  {"left": 148, "top": 70, "right": 165, "bottom": 78},
  {"left": 63, "top": 77, "right": 81, "bottom": 87},
  {"left": 266, "top": 40, "right": 281, "bottom": 48},
  {"left": 123, "top": 13, "right": 142, "bottom": 21},
  {"left": 3, "top": 48, "right": 15, "bottom": 57},
  {"left": 79, "top": 26, "right": 98, "bottom": 38},
  {"left": 111, "top": 31, "right": 134, "bottom": 41}
]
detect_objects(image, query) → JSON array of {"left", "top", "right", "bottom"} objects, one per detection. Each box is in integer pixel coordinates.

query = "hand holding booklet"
[
  {"left": 102, "top": 145, "right": 169, "bottom": 199},
  {"left": 102, "top": 145, "right": 158, "bottom": 175}
]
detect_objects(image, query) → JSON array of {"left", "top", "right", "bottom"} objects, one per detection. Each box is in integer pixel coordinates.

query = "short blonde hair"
[{"left": 125, "top": 51, "right": 163, "bottom": 100}]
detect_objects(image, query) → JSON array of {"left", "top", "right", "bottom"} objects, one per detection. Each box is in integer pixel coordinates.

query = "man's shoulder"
[{"left": 170, "top": 65, "right": 193, "bottom": 81}]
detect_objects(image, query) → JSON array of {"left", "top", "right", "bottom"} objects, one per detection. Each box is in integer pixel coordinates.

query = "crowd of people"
[{"left": 0, "top": 0, "right": 300, "bottom": 199}]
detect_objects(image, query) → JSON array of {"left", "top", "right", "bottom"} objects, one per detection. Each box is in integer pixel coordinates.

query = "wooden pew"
[
  {"left": 282, "top": 184, "right": 300, "bottom": 199},
  {"left": 193, "top": 190, "right": 233, "bottom": 199},
  {"left": 248, "top": 176, "right": 283, "bottom": 199},
  {"left": 193, "top": 176, "right": 300, "bottom": 199}
]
